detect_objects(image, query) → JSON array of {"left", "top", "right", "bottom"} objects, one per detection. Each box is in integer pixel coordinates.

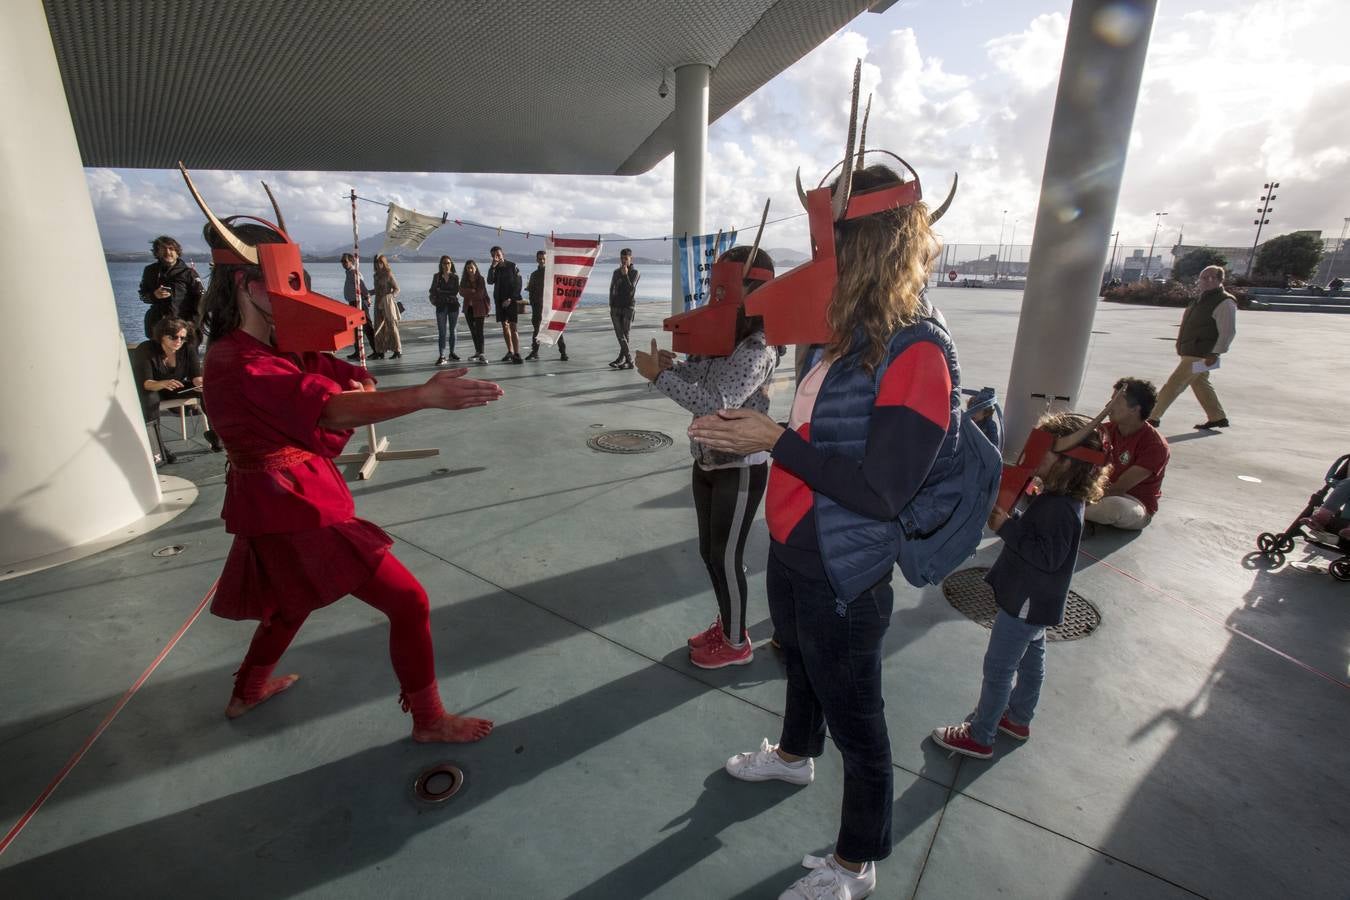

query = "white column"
[
  {"left": 1002, "top": 0, "right": 1157, "bottom": 454},
  {"left": 0, "top": 1, "right": 161, "bottom": 569},
  {"left": 670, "top": 63, "right": 710, "bottom": 316}
]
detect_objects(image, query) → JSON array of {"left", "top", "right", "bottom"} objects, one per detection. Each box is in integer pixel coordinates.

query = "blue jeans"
[
  {"left": 768, "top": 547, "right": 894, "bottom": 863},
  {"left": 435, "top": 305, "right": 460, "bottom": 358},
  {"left": 970, "top": 609, "right": 1046, "bottom": 745}
]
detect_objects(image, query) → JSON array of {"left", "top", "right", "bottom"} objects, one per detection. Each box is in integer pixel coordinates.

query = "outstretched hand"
[
  {"left": 687, "top": 408, "right": 785, "bottom": 454},
  {"left": 633, "top": 338, "right": 669, "bottom": 382},
  {"left": 420, "top": 368, "right": 504, "bottom": 410}
]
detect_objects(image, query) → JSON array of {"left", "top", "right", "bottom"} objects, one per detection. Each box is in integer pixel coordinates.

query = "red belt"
[{"left": 227, "top": 447, "right": 316, "bottom": 472}]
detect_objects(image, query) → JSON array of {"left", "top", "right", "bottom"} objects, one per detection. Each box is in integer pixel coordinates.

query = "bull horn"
[
  {"left": 261, "top": 180, "right": 287, "bottom": 235},
  {"left": 742, "top": 198, "right": 771, "bottom": 281},
  {"left": 178, "top": 162, "right": 258, "bottom": 265},
  {"left": 856, "top": 94, "right": 872, "bottom": 172},
  {"left": 795, "top": 168, "right": 809, "bottom": 210},
  {"left": 928, "top": 173, "right": 959, "bottom": 225},
  {"left": 831, "top": 60, "right": 862, "bottom": 222}
]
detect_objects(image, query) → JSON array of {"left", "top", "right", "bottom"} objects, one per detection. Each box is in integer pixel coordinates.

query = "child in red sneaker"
[{"left": 932, "top": 412, "right": 1109, "bottom": 759}]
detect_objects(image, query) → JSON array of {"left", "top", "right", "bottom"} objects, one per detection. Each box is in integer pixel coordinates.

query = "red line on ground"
[
  {"left": 1078, "top": 549, "right": 1349, "bottom": 691},
  {"left": 0, "top": 580, "right": 218, "bottom": 858}
]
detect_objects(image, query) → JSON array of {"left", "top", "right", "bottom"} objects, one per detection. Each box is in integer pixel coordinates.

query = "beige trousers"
[
  {"left": 1085, "top": 495, "right": 1152, "bottom": 530},
  {"left": 1151, "top": 355, "right": 1224, "bottom": 422}
]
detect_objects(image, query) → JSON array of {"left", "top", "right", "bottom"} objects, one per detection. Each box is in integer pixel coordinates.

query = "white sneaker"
[
  {"left": 725, "top": 738, "right": 814, "bottom": 785},
  {"left": 779, "top": 855, "right": 875, "bottom": 900}
]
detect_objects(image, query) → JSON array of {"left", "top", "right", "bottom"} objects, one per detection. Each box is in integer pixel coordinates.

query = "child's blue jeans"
[{"left": 970, "top": 608, "right": 1047, "bottom": 745}]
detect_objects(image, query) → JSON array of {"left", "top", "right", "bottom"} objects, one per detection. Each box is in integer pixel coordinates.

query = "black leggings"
[
  {"left": 691, "top": 462, "right": 769, "bottom": 642},
  {"left": 465, "top": 313, "right": 486, "bottom": 354}
]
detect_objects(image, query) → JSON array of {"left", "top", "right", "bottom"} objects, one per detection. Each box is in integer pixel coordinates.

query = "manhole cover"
[
  {"left": 414, "top": 763, "right": 464, "bottom": 804},
  {"left": 586, "top": 429, "right": 674, "bottom": 454},
  {"left": 152, "top": 545, "right": 186, "bottom": 558},
  {"left": 941, "top": 567, "right": 1101, "bottom": 641}
]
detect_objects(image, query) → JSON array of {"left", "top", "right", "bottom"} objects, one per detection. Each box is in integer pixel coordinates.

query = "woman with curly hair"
[{"left": 370, "top": 253, "right": 401, "bottom": 359}]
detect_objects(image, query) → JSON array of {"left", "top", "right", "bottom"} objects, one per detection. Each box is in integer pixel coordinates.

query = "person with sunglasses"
[{"left": 130, "top": 316, "right": 221, "bottom": 461}]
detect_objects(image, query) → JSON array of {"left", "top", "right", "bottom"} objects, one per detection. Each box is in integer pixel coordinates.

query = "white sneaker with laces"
[
  {"left": 725, "top": 738, "right": 814, "bottom": 785},
  {"left": 778, "top": 854, "right": 875, "bottom": 900}
]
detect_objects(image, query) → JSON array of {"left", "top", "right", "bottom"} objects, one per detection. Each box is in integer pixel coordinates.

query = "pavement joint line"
[
  {"left": 0, "top": 579, "right": 218, "bottom": 859},
  {"left": 1079, "top": 547, "right": 1350, "bottom": 691},
  {"left": 909, "top": 756, "right": 960, "bottom": 900}
]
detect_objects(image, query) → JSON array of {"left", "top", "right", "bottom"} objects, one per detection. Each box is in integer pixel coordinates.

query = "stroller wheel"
[
  {"left": 1276, "top": 534, "right": 1297, "bottom": 553},
  {"left": 1331, "top": 558, "right": 1350, "bottom": 582},
  {"left": 1257, "top": 532, "right": 1279, "bottom": 555}
]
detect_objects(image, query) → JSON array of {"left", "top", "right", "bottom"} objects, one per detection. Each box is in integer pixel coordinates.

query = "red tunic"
[{"left": 203, "top": 330, "right": 393, "bottom": 623}]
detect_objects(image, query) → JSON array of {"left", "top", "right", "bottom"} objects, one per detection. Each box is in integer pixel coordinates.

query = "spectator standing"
[
  {"left": 1150, "top": 265, "right": 1237, "bottom": 430},
  {"left": 608, "top": 248, "right": 639, "bottom": 369},
  {"left": 371, "top": 254, "right": 402, "bottom": 360},
  {"left": 488, "top": 246, "right": 524, "bottom": 364},
  {"left": 525, "top": 249, "right": 567, "bottom": 361},
  {"left": 138, "top": 235, "right": 201, "bottom": 339},
  {"left": 430, "top": 256, "right": 461, "bottom": 365},
  {"left": 459, "top": 260, "right": 491, "bottom": 363},
  {"left": 341, "top": 252, "right": 375, "bottom": 360}
]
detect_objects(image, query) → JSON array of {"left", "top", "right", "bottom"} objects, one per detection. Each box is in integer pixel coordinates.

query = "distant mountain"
[{"left": 766, "top": 246, "right": 808, "bottom": 265}]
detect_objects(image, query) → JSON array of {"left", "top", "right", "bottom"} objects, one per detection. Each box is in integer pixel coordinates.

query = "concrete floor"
[{"left": 1, "top": 292, "right": 1347, "bottom": 899}]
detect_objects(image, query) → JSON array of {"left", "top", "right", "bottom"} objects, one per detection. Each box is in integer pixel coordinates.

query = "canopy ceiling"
[{"left": 43, "top": 0, "right": 879, "bottom": 175}]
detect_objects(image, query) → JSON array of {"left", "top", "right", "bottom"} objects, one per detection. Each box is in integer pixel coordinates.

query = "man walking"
[
  {"left": 1150, "top": 265, "right": 1237, "bottom": 430},
  {"left": 525, "top": 249, "right": 567, "bottom": 361},
  {"left": 608, "top": 247, "right": 639, "bottom": 369},
  {"left": 341, "top": 252, "right": 375, "bottom": 360}
]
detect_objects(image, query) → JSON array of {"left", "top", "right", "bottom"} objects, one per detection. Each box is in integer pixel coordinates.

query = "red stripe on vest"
[
  {"left": 875, "top": 342, "right": 951, "bottom": 427},
  {"left": 766, "top": 423, "right": 813, "bottom": 543}
]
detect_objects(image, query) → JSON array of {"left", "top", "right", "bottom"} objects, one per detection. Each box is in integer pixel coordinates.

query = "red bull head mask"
[
  {"left": 663, "top": 201, "right": 776, "bottom": 356},
  {"left": 995, "top": 427, "right": 1108, "bottom": 514},
  {"left": 744, "top": 61, "right": 958, "bottom": 346},
  {"left": 180, "top": 164, "right": 364, "bottom": 353}
]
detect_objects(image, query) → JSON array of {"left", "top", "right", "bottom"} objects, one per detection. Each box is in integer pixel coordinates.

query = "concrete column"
[
  {"left": 0, "top": 1, "right": 161, "bottom": 568},
  {"left": 670, "top": 63, "right": 710, "bottom": 315},
  {"left": 1002, "top": 0, "right": 1157, "bottom": 454}
]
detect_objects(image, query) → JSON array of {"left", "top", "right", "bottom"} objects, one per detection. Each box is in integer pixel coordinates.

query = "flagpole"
[{"left": 335, "top": 186, "right": 439, "bottom": 479}]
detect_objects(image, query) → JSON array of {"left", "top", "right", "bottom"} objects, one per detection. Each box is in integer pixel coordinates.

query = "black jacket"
[
  {"left": 985, "top": 493, "right": 1084, "bottom": 626},
  {"left": 139, "top": 259, "right": 201, "bottom": 319},
  {"left": 488, "top": 260, "right": 522, "bottom": 302},
  {"left": 429, "top": 271, "right": 461, "bottom": 309},
  {"left": 609, "top": 266, "right": 639, "bottom": 307},
  {"left": 527, "top": 264, "right": 546, "bottom": 306}
]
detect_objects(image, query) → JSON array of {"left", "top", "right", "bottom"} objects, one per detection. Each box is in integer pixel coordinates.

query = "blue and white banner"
[{"left": 678, "top": 230, "right": 737, "bottom": 310}]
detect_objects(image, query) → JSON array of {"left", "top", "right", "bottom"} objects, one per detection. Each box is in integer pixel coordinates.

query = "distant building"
[{"left": 1173, "top": 230, "right": 1342, "bottom": 281}]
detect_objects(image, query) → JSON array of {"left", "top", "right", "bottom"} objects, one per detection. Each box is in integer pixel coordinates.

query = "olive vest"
[{"left": 1175, "top": 288, "right": 1231, "bottom": 357}]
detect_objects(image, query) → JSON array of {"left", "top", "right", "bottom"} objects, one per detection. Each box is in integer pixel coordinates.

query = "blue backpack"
[{"left": 877, "top": 319, "right": 1004, "bottom": 587}]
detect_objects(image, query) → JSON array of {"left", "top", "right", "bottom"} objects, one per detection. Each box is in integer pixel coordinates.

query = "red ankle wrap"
[
  {"left": 233, "top": 664, "right": 276, "bottom": 703},
  {"left": 399, "top": 682, "right": 446, "bottom": 730}
]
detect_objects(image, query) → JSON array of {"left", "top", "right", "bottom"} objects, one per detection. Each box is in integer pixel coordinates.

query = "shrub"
[{"left": 1103, "top": 280, "right": 1253, "bottom": 309}]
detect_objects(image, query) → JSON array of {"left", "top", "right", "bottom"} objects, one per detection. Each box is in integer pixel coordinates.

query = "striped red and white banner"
[{"left": 536, "top": 236, "right": 603, "bottom": 345}]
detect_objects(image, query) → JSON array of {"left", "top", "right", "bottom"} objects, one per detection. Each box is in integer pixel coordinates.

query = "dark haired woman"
[
  {"left": 430, "top": 256, "right": 461, "bottom": 365},
  {"left": 634, "top": 246, "right": 777, "bottom": 670},
  {"left": 459, "top": 259, "right": 491, "bottom": 363},
  {"left": 130, "top": 315, "right": 220, "bottom": 460},
  {"left": 197, "top": 217, "right": 503, "bottom": 744},
  {"left": 371, "top": 254, "right": 401, "bottom": 359},
  {"left": 690, "top": 165, "right": 956, "bottom": 898}
]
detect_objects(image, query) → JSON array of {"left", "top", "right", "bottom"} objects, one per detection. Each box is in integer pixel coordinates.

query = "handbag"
[{"left": 397, "top": 301, "right": 406, "bottom": 314}]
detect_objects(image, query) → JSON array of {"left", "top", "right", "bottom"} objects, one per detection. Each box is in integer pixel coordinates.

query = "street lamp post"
[
  {"left": 996, "top": 208, "right": 1008, "bottom": 280},
  {"left": 1326, "top": 216, "right": 1349, "bottom": 283},
  {"left": 1245, "top": 179, "right": 1278, "bottom": 277},
  {"left": 1142, "top": 211, "right": 1167, "bottom": 281},
  {"left": 1108, "top": 231, "right": 1120, "bottom": 281},
  {"left": 1008, "top": 219, "right": 1021, "bottom": 278}
]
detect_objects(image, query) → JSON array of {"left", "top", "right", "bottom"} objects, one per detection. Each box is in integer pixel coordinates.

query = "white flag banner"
[
  {"left": 536, "top": 237, "right": 603, "bottom": 346},
  {"left": 381, "top": 203, "right": 444, "bottom": 253},
  {"left": 678, "top": 230, "right": 737, "bottom": 310}
]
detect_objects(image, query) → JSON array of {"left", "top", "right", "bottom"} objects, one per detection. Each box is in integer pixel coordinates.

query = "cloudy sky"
[{"left": 87, "top": 0, "right": 1350, "bottom": 259}]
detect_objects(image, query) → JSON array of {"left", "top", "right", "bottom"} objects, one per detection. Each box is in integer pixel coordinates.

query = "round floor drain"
[
  {"left": 152, "top": 545, "right": 186, "bottom": 558},
  {"left": 941, "top": 567, "right": 1101, "bottom": 641},
  {"left": 586, "top": 429, "right": 674, "bottom": 454},
  {"left": 414, "top": 763, "right": 464, "bottom": 803}
]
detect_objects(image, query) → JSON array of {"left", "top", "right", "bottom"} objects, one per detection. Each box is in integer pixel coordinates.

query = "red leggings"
[{"left": 240, "top": 552, "right": 436, "bottom": 693}]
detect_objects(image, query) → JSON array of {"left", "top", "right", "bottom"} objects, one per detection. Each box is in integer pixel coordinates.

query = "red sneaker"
[
  {"left": 688, "top": 618, "right": 722, "bottom": 649},
  {"left": 690, "top": 630, "right": 753, "bottom": 669},
  {"left": 931, "top": 722, "right": 993, "bottom": 759},
  {"left": 997, "top": 713, "right": 1030, "bottom": 741}
]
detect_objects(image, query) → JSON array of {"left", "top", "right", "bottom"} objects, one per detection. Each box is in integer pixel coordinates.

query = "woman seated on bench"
[{"left": 131, "top": 316, "right": 221, "bottom": 461}]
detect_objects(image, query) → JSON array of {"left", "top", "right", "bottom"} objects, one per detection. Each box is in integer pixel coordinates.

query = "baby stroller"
[{"left": 1256, "top": 454, "right": 1350, "bottom": 581}]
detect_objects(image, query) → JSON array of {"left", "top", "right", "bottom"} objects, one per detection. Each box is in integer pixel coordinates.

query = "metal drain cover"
[
  {"left": 941, "top": 567, "right": 1101, "bottom": 641},
  {"left": 152, "top": 544, "right": 186, "bottom": 558},
  {"left": 414, "top": 763, "right": 464, "bottom": 804},
  {"left": 586, "top": 429, "right": 674, "bottom": 454}
]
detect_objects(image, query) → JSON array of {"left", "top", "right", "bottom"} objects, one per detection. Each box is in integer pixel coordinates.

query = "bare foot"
[
  {"left": 412, "top": 714, "right": 494, "bottom": 743},
  {"left": 224, "top": 674, "right": 300, "bottom": 719}
]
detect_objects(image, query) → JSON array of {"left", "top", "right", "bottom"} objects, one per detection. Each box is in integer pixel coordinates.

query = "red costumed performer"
[{"left": 186, "top": 168, "right": 501, "bottom": 743}]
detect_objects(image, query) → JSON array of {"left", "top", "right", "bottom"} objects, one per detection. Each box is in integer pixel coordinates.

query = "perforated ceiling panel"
[{"left": 42, "top": 0, "right": 870, "bottom": 174}]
